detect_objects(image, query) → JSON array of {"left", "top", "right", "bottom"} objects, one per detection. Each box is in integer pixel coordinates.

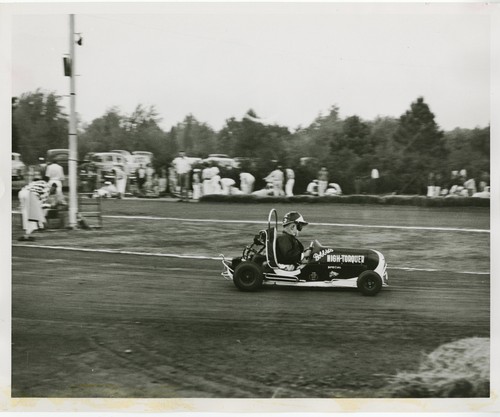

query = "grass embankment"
[{"left": 200, "top": 194, "right": 490, "bottom": 207}]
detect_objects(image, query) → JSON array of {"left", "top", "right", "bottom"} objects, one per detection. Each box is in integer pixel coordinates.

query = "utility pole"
[{"left": 68, "top": 14, "right": 78, "bottom": 228}]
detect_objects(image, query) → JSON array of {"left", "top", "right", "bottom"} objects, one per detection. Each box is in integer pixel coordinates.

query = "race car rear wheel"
[
  {"left": 233, "top": 262, "right": 263, "bottom": 291},
  {"left": 357, "top": 270, "right": 382, "bottom": 296}
]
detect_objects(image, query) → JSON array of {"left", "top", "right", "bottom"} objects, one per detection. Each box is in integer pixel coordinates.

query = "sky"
[{"left": 6, "top": 2, "right": 496, "bottom": 133}]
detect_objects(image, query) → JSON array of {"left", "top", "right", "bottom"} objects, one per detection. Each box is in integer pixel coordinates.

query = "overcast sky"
[{"left": 7, "top": 3, "right": 496, "bottom": 133}]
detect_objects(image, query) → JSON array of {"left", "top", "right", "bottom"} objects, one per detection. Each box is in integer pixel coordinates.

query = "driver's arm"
[{"left": 301, "top": 248, "right": 312, "bottom": 263}]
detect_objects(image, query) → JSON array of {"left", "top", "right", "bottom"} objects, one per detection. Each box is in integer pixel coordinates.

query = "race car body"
[{"left": 221, "top": 208, "right": 388, "bottom": 295}]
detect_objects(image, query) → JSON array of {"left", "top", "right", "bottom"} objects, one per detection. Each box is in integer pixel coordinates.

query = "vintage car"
[
  {"left": 12, "top": 152, "right": 28, "bottom": 189},
  {"left": 221, "top": 208, "right": 388, "bottom": 295},
  {"left": 12, "top": 152, "right": 27, "bottom": 181}
]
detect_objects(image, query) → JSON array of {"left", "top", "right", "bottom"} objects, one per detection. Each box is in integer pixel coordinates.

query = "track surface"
[{"left": 11, "top": 202, "right": 490, "bottom": 398}]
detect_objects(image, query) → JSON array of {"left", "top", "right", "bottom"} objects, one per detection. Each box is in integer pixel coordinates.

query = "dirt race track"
[{"left": 10, "top": 201, "right": 490, "bottom": 400}]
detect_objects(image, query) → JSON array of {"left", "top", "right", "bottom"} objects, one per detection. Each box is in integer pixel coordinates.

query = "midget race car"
[{"left": 221, "top": 208, "right": 388, "bottom": 296}]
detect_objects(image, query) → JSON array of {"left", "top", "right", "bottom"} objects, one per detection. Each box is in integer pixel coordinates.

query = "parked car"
[
  {"left": 89, "top": 152, "right": 127, "bottom": 183},
  {"left": 12, "top": 152, "right": 28, "bottom": 189},
  {"left": 110, "top": 149, "right": 138, "bottom": 175},
  {"left": 202, "top": 153, "right": 236, "bottom": 168},
  {"left": 12, "top": 152, "right": 27, "bottom": 181},
  {"left": 132, "top": 151, "right": 154, "bottom": 167}
]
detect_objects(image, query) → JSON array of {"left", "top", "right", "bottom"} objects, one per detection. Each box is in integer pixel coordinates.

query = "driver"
[{"left": 276, "top": 211, "right": 312, "bottom": 270}]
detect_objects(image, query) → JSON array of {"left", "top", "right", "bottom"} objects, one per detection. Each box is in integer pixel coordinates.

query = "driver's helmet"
[{"left": 283, "top": 211, "right": 309, "bottom": 230}]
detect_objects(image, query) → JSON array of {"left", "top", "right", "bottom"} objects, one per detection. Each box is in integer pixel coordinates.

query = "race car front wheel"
[
  {"left": 233, "top": 262, "right": 263, "bottom": 292},
  {"left": 357, "top": 270, "right": 382, "bottom": 296}
]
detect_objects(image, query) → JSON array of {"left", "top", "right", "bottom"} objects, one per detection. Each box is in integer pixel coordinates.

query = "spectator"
[
  {"left": 464, "top": 177, "right": 477, "bottom": 196},
  {"left": 46, "top": 183, "right": 67, "bottom": 209},
  {"left": 17, "top": 177, "right": 51, "bottom": 241},
  {"left": 146, "top": 174, "right": 160, "bottom": 198},
  {"left": 318, "top": 167, "right": 329, "bottom": 196},
  {"left": 85, "top": 164, "right": 98, "bottom": 195},
  {"left": 285, "top": 167, "right": 295, "bottom": 197},
  {"left": 202, "top": 166, "right": 223, "bottom": 195},
  {"left": 168, "top": 165, "right": 178, "bottom": 196},
  {"left": 192, "top": 169, "right": 202, "bottom": 200},
  {"left": 239, "top": 172, "right": 255, "bottom": 194},
  {"left": 93, "top": 181, "right": 118, "bottom": 198},
  {"left": 210, "top": 168, "right": 222, "bottom": 195},
  {"left": 158, "top": 167, "right": 168, "bottom": 195},
  {"left": 264, "top": 165, "right": 284, "bottom": 196},
  {"left": 370, "top": 168, "right": 380, "bottom": 194},
  {"left": 45, "top": 160, "right": 65, "bottom": 197},
  {"left": 172, "top": 151, "right": 192, "bottom": 201},
  {"left": 325, "top": 183, "right": 342, "bottom": 195},
  {"left": 202, "top": 166, "right": 213, "bottom": 195},
  {"left": 473, "top": 186, "right": 490, "bottom": 199},
  {"left": 252, "top": 183, "right": 274, "bottom": 197},
  {"left": 113, "top": 166, "right": 127, "bottom": 199},
  {"left": 136, "top": 164, "right": 147, "bottom": 195},
  {"left": 306, "top": 179, "right": 319, "bottom": 196},
  {"left": 427, "top": 172, "right": 436, "bottom": 197},
  {"left": 220, "top": 178, "right": 236, "bottom": 195}
]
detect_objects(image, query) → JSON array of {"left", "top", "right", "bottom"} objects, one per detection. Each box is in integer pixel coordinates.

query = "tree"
[
  {"left": 444, "top": 126, "right": 490, "bottom": 180},
  {"left": 78, "top": 107, "right": 123, "bottom": 156},
  {"left": 172, "top": 114, "right": 217, "bottom": 157},
  {"left": 217, "top": 109, "right": 291, "bottom": 162},
  {"left": 392, "top": 97, "right": 447, "bottom": 193},
  {"left": 12, "top": 90, "right": 68, "bottom": 164}
]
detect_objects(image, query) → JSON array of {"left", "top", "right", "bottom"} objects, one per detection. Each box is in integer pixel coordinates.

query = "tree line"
[{"left": 12, "top": 89, "right": 490, "bottom": 194}]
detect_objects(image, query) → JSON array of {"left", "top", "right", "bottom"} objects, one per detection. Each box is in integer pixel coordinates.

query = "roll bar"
[{"left": 268, "top": 208, "right": 278, "bottom": 231}]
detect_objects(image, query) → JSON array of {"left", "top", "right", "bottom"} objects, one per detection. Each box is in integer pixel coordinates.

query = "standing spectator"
[
  {"left": 172, "top": 151, "right": 192, "bottom": 201},
  {"left": 264, "top": 165, "right": 284, "bottom": 196},
  {"left": 168, "top": 165, "right": 178, "bottom": 196},
  {"left": 202, "top": 166, "right": 214, "bottom": 195},
  {"left": 220, "top": 178, "right": 236, "bottom": 195},
  {"left": 464, "top": 176, "right": 477, "bottom": 197},
  {"left": 192, "top": 169, "right": 202, "bottom": 200},
  {"left": 144, "top": 163, "right": 155, "bottom": 195},
  {"left": 239, "top": 172, "right": 255, "bottom": 194},
  {"left": 158, "top": 167, "right": 168, "bottom": 195},
  {"left": 17, "top": 177, "right": 51, "bottom": 241},
  {"left": 285, "top": 167, "right": 295, "bottom": 197},
  {"left": 317, "top": 167, "right": 329, "bottom": 197},
  {"left": 136, "top": 164, "right": 147, "bottom": 196},
  {"left": 45, "top": 160, "right": 65, "bottom": 197},
  {"left": 85, "top": 164, "right": 98, "bottom": 195},
  {"left": 370, "top": 168, "right": 380, "bottom": 194},
  {"left": 113, "top": 166, "right": 127, "bottom": 199},
  {"left": 210, "top": 167, "right": 222, "bottom": 195}
]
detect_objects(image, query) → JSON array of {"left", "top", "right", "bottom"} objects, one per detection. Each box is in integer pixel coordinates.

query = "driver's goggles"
[{"left": 296, "top": 222, "right": 304, "bottom": 231}]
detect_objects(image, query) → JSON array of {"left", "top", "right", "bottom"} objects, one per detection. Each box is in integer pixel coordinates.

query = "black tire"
[
  {"left": 233, "top": 262, "right": 263, "bottom": 291},
  {"left": 357, "top": 270, "right": 382, "bottom": 296}
]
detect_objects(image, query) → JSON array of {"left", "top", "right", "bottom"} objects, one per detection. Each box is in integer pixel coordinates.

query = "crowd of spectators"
[
  {"left": 25, "top": 151, "right": 490, "bottom": 202},
  {"left": 427, "top": 169, "right": 490, "bottom": 199}
]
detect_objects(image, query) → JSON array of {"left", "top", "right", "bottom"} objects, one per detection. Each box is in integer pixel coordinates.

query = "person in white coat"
[
  {"left": 264, "top": 166, "right": 284, "bottom": 196},
  {"left": 17, "top": 178, "right": 52, "bottom": 241},
  {"left": 239, "top": 172, "right": 255, "bottom": 194},
  {"left": 285, "top": 167, "right": 295, "bottom": 196},
  {"left": 45, "top": 161, "right": 65, "bottom": 197}
]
